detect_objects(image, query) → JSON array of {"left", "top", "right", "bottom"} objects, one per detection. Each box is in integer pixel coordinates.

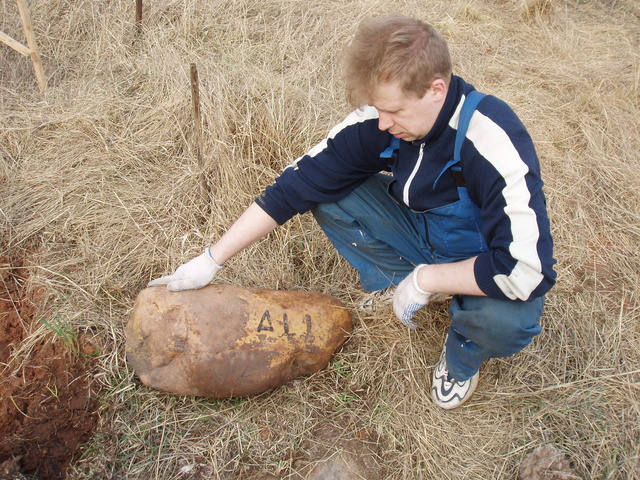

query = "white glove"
[
  {"left": 393, "top": 264, "right": 434, "bottom": 329},
  {"left": 148, "top": 248, "right": 223, "bottom": 291}
]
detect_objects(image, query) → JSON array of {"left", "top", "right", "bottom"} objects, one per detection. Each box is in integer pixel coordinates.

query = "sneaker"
[
  {"left": 431, "top": 340, "right": 479, "bottom": 410},
  {"left": 358, "top": 287, "right": 396, "bottom": 311}
]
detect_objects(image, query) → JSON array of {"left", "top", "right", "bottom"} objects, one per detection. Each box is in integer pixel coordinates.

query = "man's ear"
[{"left": 430, "top": 78, "right": 447, "bottom": 102}]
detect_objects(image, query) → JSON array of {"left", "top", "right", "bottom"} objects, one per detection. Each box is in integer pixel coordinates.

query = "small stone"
[{"left": 126, "top": 285, "right": 351, "bottom": 397}]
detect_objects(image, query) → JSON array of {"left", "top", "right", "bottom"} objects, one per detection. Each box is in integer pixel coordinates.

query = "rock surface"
[
  {"left": 126, "top": 284, "right": 351, "bottom": 397},
  {"left": 519, "top": 444, "right": 582, "bottom": 480},
  {"left": 300, "top": 424, "right": 384, "bottom": 480}
]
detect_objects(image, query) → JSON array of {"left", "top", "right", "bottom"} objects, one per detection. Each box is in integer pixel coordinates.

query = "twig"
[
  {"left": 10, "top": 395, "right": 37, "bottom": 419},
  {"left": 190, "top": 63, "right": 208, "bottom": 201},
  {"left": 495, "top": 369, "right": 640, "bottom": 396}
]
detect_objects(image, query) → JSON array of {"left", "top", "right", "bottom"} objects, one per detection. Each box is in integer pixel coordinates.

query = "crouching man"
[{"left": 150, "top": 15, "right": 556, "bottom": 409}]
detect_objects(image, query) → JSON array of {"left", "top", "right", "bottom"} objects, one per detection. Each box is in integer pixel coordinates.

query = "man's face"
[{"left": 369, "top": 80, "right": 447, "bottom": 142}]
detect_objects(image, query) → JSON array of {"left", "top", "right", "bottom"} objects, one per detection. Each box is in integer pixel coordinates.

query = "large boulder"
[{"left": 126, "top": 284, "right": 351, "bottom": 397}]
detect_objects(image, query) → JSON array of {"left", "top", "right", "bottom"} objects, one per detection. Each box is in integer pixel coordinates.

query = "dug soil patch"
[{"left": 0, "top": 255, "right": 100, "bottom": 480}]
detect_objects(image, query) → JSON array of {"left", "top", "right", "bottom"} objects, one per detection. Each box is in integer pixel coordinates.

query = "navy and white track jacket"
[{"left": 256, "top": 75, "right": 556, "bottom": 301}]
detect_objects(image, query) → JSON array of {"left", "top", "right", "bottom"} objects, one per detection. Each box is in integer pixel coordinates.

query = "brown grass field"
[{"left": 1, "top": 0, "right": 639, "bottom": 478}]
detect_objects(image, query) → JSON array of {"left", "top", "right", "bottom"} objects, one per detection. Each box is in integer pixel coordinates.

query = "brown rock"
[{"left": 126, "top": 284, "right": 351, "bottom": 397}]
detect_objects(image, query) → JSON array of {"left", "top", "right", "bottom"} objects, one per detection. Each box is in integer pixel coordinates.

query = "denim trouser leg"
[
  {"left": 311, "top": 173, "right": 544, "bottom": 379},
  {"left": 445, "top": 295, "right": 544, "bottom": 381},
  {"left": 311, "top": 174, "right": 435, "bottom": 291}
]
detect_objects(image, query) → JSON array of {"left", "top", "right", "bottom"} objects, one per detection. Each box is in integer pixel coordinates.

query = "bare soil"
[{"left": 0, "top": 255, "right": 100, "bottom": 480}]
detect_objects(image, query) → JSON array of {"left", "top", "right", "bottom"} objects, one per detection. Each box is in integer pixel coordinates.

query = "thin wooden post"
[
  {"left": 0, "top": 30, "right": 31, "bottom": 56},
  {"left": 136, "top": 0, "right": 143, "bottom": 35},
  {"left": 190, "top": 63, "right": 208, "bottom": 200},
  {"left": 16, "top": 0, "right": 46, "bottom": 93}
]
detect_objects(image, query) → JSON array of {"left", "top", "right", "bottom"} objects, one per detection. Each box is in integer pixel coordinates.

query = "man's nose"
[{"left": 378, "top": 113, "right": 393, "bottom": 131}]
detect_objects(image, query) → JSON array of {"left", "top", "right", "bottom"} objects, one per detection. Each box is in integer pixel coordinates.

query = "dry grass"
[{"left": 1, "top": 0, "right": 639, "bottom": 478}]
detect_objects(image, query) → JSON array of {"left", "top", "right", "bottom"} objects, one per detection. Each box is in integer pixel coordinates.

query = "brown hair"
[{"left": 343, "top": 16, "right": 452, "bottom": 108}]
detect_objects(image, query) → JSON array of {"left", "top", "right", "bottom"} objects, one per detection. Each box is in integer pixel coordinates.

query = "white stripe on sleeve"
[
  {"left": 286, "top": 106, "right": 379, "bottom": 171},
  {"left": 467, "top": 111, "right": 544, "bottom": 300}
]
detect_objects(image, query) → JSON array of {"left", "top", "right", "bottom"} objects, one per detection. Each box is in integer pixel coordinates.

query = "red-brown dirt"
[{"left": 0, "top": 255, "right": 100, "bottom": 480}]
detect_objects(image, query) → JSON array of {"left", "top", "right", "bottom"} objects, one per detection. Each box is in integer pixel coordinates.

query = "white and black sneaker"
[{"left": 431, "top": 339, "right": 479, "bottom": 410}]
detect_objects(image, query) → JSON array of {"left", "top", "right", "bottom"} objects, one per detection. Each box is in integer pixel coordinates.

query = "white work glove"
[
  {"left": 148, "top": 248, "right": 223, "bottom": 291},
  {"left": 393, "top": 264, "right": 434, "bottom": 329}
]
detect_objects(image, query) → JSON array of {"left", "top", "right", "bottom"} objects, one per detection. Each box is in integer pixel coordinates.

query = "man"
[{"left": 149, "top": 16, "right": 556, "bottom": 409}]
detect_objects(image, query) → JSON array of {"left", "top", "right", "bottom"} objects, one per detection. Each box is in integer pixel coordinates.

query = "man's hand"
[
  {"left": 148, "top": 248, "right": 223, "bottom": 291},
  {"left": 393, "top": 264, "right": 434, "bottom": 329}
]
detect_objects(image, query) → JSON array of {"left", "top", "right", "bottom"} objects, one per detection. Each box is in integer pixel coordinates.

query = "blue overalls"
[{"left": 312, "top": 91, "right": 544, "bottom": 381}]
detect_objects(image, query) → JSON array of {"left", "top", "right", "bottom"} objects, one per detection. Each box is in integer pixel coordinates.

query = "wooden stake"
[
  {"left": 16, "top": 0, "right": 46, "bottom": 93},
  {"left": 190, "top": 63, "right": 208, "bottom": 200},
  {"left": 136, "top": 0, "right": 143, "bottom": 34}
]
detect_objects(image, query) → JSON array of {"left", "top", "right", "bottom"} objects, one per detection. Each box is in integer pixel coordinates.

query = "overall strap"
[
  {"left": 454, "top": 90, "right": 486, "bottom": 164},
  {"left": 433, "top": 90, "right": 486, "bottom": 189},
  {"left": 380, "top": 136, "right": 401, "bottom": 159}
]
